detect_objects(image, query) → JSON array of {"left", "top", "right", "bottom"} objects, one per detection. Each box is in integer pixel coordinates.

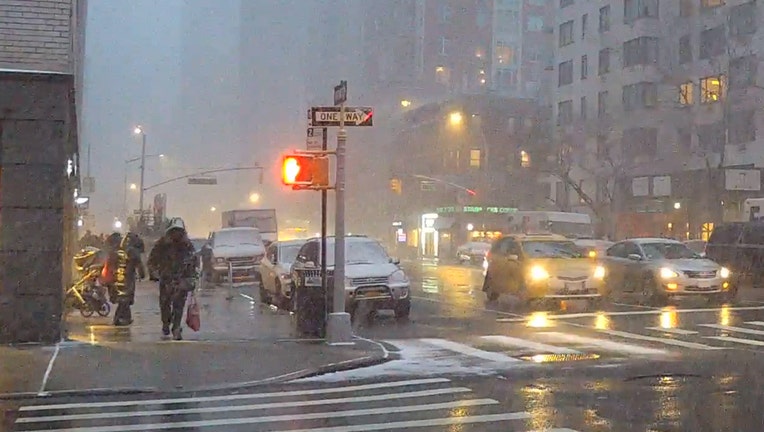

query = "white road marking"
[
  {"left": 479, "top": 335, "right": 582, "bottom": 354},
  {"left": 705, "top": 336, "right": 764, "bottom": 347},
  {"left": 645, "top": 327, "right": 698, "bottom": 335},
  {"left": 37, "top": 341, "right": 60, "bottom": 396},
  {"left": 497, "top": 305, "right": 764, "bottom": 322},
  {"left": 419, "top": 338, "right": 522, "bottom": 362},
  {"left": 19, "top": 378, "right": 451, "bottom": 411},
  {"left": 536, "top": 332, "right": 669, "bottom": 356},
  {"left": 745, "top": 321, "right": 764, "bottom": 327},
  {"left": 17, "top": 398, "right": 497, "bottom": 425},
  {"left": 699, "top": 324, "right": 764, "bottom": 336},
  {"left": 239, "top": 293, "right": 255, "bottom": 301},
  {"left": 411, "top": 295, "right": 525, "bottom": 318},
  {"left": 598, "top": 328, "right": 724, "bottom": 350},
  {"left": 33, "top": 412, "right": 533, "bottom": 432}
]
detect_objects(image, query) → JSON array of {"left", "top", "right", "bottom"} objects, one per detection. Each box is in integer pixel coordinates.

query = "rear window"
[
  {"left": 741, "top": 223, "right": 764, "bottom": 245},
  {"left": 708, "top": 224, "right": 742, "bottom": 244}
]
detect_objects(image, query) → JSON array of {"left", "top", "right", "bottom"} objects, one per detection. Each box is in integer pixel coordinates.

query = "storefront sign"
[{"left": 436, "top": 206, "right": 518, "bottom": 214}]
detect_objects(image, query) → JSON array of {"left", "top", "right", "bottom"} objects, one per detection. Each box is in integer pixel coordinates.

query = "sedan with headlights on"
[
  {"left": 603, "top": 238, "right": 733, "bottom": 305},
  {"left": 482, "top": 233, "right": 607, "bottom": 307}
]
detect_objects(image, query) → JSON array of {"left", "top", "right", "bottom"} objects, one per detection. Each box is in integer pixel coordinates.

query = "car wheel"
[
  {"left": 641, "top": 274, "right": 665, "bottom": 306},
  {"left": 259, "top": 284, "right": 271, "bottom": 304},
  {"left": 483, "top": 274, "right": 499, "bottom": 302},
  {"left": 276, "top": 279, "right": 291, "bottom": 310},
  {"left": 394, "top": 298, "right": 411, "bottom": 320}
]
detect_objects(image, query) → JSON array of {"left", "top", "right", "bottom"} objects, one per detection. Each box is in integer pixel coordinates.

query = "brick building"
[{"left": 0, "top": 0, "right": 87, "bottom": 343}]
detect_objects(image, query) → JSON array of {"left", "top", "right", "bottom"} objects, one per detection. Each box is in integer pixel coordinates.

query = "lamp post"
[
  {"left": 123, "top": 152, "right": 164, "bottom": 221},
  {"left": 133, "top": 126, "right": 147, "bottom": 224}
]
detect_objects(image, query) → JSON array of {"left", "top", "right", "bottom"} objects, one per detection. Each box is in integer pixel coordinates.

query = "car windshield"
[
  {"left": 642, "top": 242, "right": 699, "bottom": 260},
  {"left": 279, "top": 245, "right": 302, "bottom": 265},
  {"left": 684, "top": 241, "right": 707, "bottom": 254},
  {"left": 522, "top": 241, "right": 582, "bottom": 258},
  {"left": 326, "top": 240, "right": 390, "bottom": 266},
  {"left": 190, "top": 239, "right": 207, "bottom": 252},
  {"left": 214, "top": 229, "right": 263, "bottom": 247}
]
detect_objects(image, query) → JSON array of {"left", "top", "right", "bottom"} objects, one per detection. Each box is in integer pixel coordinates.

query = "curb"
[{"left": 0, "top": 387, "right": 158, "bottom": 402}]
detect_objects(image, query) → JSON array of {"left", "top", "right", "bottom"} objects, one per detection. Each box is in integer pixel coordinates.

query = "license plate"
[
  {"left": 564, "top": 282, "right": 584, "bottom": 293},
  {"left": 358, "top": 289, "right": 387, "bottom": 298}
]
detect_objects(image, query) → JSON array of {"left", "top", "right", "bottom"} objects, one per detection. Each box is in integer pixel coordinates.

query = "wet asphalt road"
[{"left": 7, "top": 261, "right": 764, "bottom": 431}]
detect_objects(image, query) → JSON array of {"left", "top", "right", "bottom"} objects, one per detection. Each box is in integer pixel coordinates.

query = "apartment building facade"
[
  {"left": 0, "top": 0, "right": 88, "bottom": 343},
  {"left": 552, "top": 0, "right": 764, "bottom": 239}
]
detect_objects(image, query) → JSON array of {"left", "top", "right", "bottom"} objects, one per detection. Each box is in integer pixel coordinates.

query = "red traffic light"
[{"left": 282, "top": 155, "right": 313, "bottom": 186}]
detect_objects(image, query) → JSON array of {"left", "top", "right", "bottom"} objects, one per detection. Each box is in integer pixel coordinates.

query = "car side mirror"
[
  {"left": 627, "top": 253, "right": 642, "bottom": 261},
  {"left": 507, "top": 254, "right": 519, "bottom": 261},
  {"left": 390, "top": 257, "right": 401, "bottom": 265}
]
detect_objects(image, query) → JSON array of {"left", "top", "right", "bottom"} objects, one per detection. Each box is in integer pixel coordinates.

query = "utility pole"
[
  {"left": 327, "top": 80, "right": 352, "bottom": 344},
  {"left": 135, "top": 127, "right": 147, "bottom": 225}
]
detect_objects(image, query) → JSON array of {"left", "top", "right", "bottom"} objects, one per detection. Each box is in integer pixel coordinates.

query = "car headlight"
[
  {"left": 719, "top": 267, "right": 730, "bottom": 279},
  {"left": 659, "top": 267, "right": 679, "bottom": 279},
  {"left": 593, "top": 265, "right": 606, "bottom": 280},
  {"left": 529, "top": 265, "right": 549, "bottom": 281},
  {"left": 389, "top": 269, "right": 408, "bottom": 283}
]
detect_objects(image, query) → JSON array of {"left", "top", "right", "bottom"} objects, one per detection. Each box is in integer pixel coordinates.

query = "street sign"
[
  {"left": 306, "top": 127, "right": 325, "bottom": 151},
  {"left": 420, "top": 181, "right": 435, "bottom": 191},
  {"left": 188, "top": 176, "right": 217, "bottom": 185},
  {"left": 310, "top": 106, "right": 373, "bottom": 127},
  {"left": 334, "top": 80, "right": 347, "bottom": 106}
]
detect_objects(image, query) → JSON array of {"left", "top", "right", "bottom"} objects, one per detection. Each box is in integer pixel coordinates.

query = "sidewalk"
[{"left": 0, "top": 281, "right": 386, "bottom": 397}]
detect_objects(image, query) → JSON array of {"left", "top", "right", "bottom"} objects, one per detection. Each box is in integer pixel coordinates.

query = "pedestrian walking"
[
  {"left": 147, "top": 217, "right": 197, "bottom": 340},
  {"left": 112, "top": 232, "right": 146, "bottom": 326}
]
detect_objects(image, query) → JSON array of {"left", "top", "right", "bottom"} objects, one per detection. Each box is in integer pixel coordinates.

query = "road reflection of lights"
[
  {"left": 660, "top": 306, "right": 678, "bottom": 329},
  {"left": 422, "top": 277, "right": 439, "bottom": 293},
  {"left": 594, "top": 312, "right": 611, "bottom": 330},
  {"left": 719, "top": 305, "right": 731, "bottom": 326},
  {"left": 89, "top": 328, "right": 96, "bottom": 345},
  {"left": 521, "top": 383, "right": 554, "bottom": 431},
  {"left": 527, "top": 311, "right": 552, "bottom": 328},
  {"left": 652, "top": 376, "right": 681, "bottom": 427},
  {"left": 583, "top": 408, "right": 611, "bottom": 428}
]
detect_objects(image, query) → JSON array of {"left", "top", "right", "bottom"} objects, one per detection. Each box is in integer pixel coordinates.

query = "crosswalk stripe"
[
  {"left": 645, "top": 327, "right": 698, "bottom": 335},
  {"left": 19, "top": 378, "right": 451, "bottom": 412},
  {"left": 699, "top": 324, "right": 764, "bottom": 336},
  {"left": 745, "top": 321, "right": 764, "bottom": 327},
  {"left": 705, "top": 336, "right": 764, "bottom": 347},
  {"left": 597, "top": 328, "right": 724, "bottom": 350},
  {"left": 17, "top": 387, "right": 472, "bottom": 425},
  {"left": 19, "top": 399, "right": 501, "bottom": 431},
  {"left": 419, "top": 338, "right": 522, "bottom": 362},
  {"left": 536, "top": 332, "right": 669, "bottom": 355},
  {"left": 479, "top": 335, "right": 582, "bottom": 354}
]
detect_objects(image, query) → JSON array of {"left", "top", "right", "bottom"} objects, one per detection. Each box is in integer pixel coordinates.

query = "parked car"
[
  {"left": 259, "top": 239, "right": 306, "bottom": 308},
  {"left": 705, "top": 222, "right": 764, "bottom": 284},
  {"left": 291, "top": 235, "right": 411, "bottom": 319},
  {"left": 202, "top": 227, "right": 266, "bottom": 284},
  {"left": 573, "top": 238, "right": 614, "bottom": 258},
  {"left": 603, "top": 238, "right": 734, "bottom": 305},
  {"left": 456, "top": 241, "right": 491, "bottom": 265}
]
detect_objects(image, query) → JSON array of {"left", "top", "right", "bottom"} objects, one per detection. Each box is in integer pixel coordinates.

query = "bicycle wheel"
[
  {"left": 96, "top": 302, "right": 111, "bottom": 317},
  {"left": 79, "top": 303, "right": 94, "bottom": 317}
]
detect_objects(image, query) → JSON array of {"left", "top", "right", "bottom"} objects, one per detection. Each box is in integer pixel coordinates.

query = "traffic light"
[
  {"left": 390, "top": 178, "right": 402, "bottom": 194},
  {"left": 281, "top": 155, "right": 330, "bottom": 188}
]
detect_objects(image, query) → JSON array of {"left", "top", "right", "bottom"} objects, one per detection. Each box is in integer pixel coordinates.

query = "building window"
[
  {"left": 730, "top": 110, "right": 756, "bottom": 145},
  {"left": 624, "top": 0, "right": 659, "bottom": 23},
  {"left": 599, "top": 5, "right": 611, "bottom": 32},
  {"left": 558, "top": 60, "right": 573, "bottom": 86},
  {"left": 678, "top": 35, "right": 692, "bottom": 65},
  {"left": 560, "top": 0, "right": 574, "bottom": 8},
  {"left": 678, "top": 81, "right": 694, "bottom": 106},
  {"left": 496, "top": 68, "right": 518, "bottom": 90},
  {"left": 596, "top": 134, "right": 609, "bottom": 158},
  {"left": 702, "top": 0, "right": 725, "bottom": 8},
  {"left": 440, "top": 4, "right": 452, "bottom": 23},
  {"left": 623, "top": 37, "right": 659, "bottom": 67},
  {"left": 598, "top": 91, "right": 608, "bottom": 118},
  {"left": 581, "top": 13, "right": 588, "bottom": 39},
  {"left": 700, "top": 75, "right": 725, "bottom": 103},
  {"left": 730, "top": 55, "right": 758, "bottom": 90},
  {"left": 440, "top": 37, "right": 449, "bottom": 56},
  {"left": 495, "top": 42, "right": 517, "bottom": 65},
  {"left": 677, "top": 128, "right": 692, "bottom": 152},
  {"left": 527, "top": 15, "right": 544, "bottom": 31},
  {"left": 581, "top": 55, "right": 588, "bottom": 79},
  {"left": 580, "top": 96, "right": 587, "bottom": 120},
  {"left": 698, "top": 122, "right": 725, "bottom": 152},
  {"left": 623, "top": 127, "right": 658, "bottom": 159},
  {"left": 598, "top": 48, "right": 610, "bottom": 74},
  {"left": 520, "top": 150, "right": 531, "bottom": 168},
  {"left": 470, "top": 149, "right": 481, "bottom": 168},
  {"left": 435, "top": 65, "right": 451, "bottom": 85},
  {"left": 622, "top": 82, "right": 657, "bottom": 111},
  {"left": 730, "top": 2, "right": 756, "bottom": 36},
  {"left": 559, "top": 20, "right": 574, "bottom": 47},
  {"left": 700, "top": 26, "right": 726, "bottom": 59},
  {"left": 496, "top": 10, "right": 521, "bottom": 33},
  {"left": 558, "top": 100, "right": 573, "bottom": 125},
  {"left": 680, "top": 0, "right": 694, "bottom": 17}
]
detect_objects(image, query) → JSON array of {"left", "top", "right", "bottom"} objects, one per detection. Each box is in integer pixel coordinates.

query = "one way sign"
[{"left": 310, "top": 106, "right": 373, "bottom": 127}]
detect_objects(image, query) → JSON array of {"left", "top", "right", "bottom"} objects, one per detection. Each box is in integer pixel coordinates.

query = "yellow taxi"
[{"left": 481, "top": 233, "right": 607, "bottom": 306}]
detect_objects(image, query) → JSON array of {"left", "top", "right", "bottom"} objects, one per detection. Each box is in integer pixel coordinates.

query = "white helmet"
[{"left": 166, "top": 217, "right": 186, "bottom": 233}]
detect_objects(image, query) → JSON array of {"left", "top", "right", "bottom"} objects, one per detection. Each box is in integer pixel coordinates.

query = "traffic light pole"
[
  {"left": 327, "top": 99, "right": 352, "bottom": 344},
  {"left": 320, "top": 127, "right": 328, "bottom": 326}
]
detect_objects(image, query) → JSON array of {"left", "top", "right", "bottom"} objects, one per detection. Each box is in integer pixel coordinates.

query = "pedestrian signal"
[{"left": 281, "top": 155, "right": 330, "bottom": 188}]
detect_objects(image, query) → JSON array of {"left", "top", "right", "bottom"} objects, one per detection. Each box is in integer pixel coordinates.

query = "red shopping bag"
[{"left": 185, "top": 292, "right": 201, "bottom": 332}]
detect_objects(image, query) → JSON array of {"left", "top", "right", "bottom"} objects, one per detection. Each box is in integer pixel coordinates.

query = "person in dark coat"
[
  {"left": 112, "top": 232, "right": 146, "bottom": 326},
  {"left": 147, "top": 218, "right": 197, "bottom": 340}
]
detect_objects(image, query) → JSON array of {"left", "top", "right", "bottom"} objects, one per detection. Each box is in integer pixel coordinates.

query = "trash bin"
[{"left": 293, "top": 268, "right": 334, "bottom": 338}]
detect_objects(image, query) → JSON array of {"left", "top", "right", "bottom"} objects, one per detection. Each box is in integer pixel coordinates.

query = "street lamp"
[
  {"left": 133, "top": 126, "right": 147, "bottom": 225},
  {"left": 249, "top": 192, "right": 260, "bottom": 204},
  {"left": 400, "top": 99, "right": 411, "bottom": 108},
  {"left": 210, "top": 206, "right": 217, "bottom": 212},
  {"left": 449, "top": 111, "right": 463, "bottom": 127},
  {"left": 129, "top": 183, "right": 137, "bottom": 191}
]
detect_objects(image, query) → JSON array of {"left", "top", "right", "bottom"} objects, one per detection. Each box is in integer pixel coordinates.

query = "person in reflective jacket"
[{"left": 112, "top": 232, "right": 146, "bottom": 326}]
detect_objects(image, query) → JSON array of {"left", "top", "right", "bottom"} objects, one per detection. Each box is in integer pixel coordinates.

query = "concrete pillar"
[{"left": 0, "top": 72, "right": 77, "bottom": 344}]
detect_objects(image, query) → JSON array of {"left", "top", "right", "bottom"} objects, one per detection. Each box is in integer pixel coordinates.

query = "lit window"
[
  {"left": 520, "top": 150, "right": 531, "bottom": 168},
  {"left": 678, "top": 82, "right": 694, "bottom": 105},
  {"left": 496, "top": 43, "right": 516, "bottom": 65},
  {"left": 700, "top": 75, "right": 725, "bottom": 103},
  {"left": 470, "top": 149, "right": 481, "bottom": 168}
]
